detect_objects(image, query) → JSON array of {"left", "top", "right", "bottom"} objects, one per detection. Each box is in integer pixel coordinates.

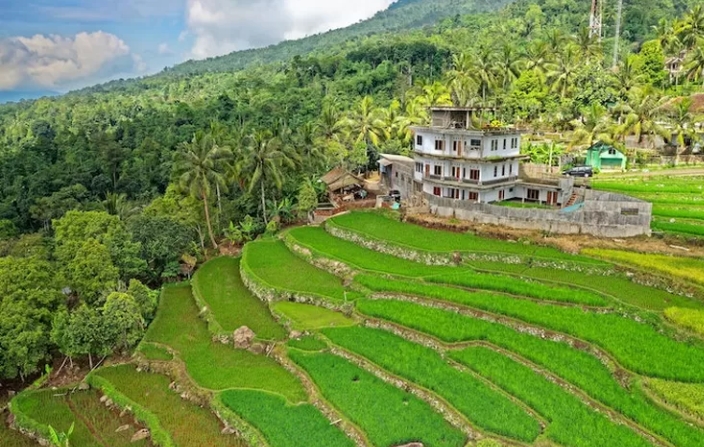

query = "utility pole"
[
  {"left": 612, "top": 0, "right": 624, "bottom": 68},
  {"left": 589, "top": 0, "right": 603, "bottom": 40}
]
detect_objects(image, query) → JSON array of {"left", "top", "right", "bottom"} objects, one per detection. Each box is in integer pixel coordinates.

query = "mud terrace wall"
[{"left": 427, "top": 190, "right": 652, "bottom": 238}]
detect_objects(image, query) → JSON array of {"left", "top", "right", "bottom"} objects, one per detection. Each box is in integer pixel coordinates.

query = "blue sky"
[{"left": 0, "top": 0, "right": 395, "bottom": 94}]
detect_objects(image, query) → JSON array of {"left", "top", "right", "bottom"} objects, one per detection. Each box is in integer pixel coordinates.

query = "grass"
[
  {"left": 287, "top": 226, "right": 467, "bottom": 278},
  {"left": 0, "top": 422, "right": 37, "bottom": 447},
  {"left": 243, "top": 240, "right": 353, "bottom": 302},
  {"left": 323, "top": 326, "right": 541, "bottom": 442},
  {"left": 356, "top": 275, "right": 704, "bottom": 382},
  {"left": 138, "top": 343, "right": 173, "bottom": 361},
  {"left": 288, "top": 350, "right": 466, "bottom": 447},
  {"left": 452, "top": 347, "right": 651, "bottom": 447},
  {"left": 11, "top": 389, "right": 147, "bottom": 447},
  {"left": 273, "top": 302, "right": 356, "bottom": 330},
  {"left": 193, "top": 257, "right": 286, "bottom": 340},
  {"left": 665, "top": 307, "right": 704, "bottom": 336},
  {"left": 652, "top": 204, "right": 704, "bottom": 221},
  {"left": 356, "top": 298, "right": 704, "bottom": 447},
  {"left": 646, "top": 379, "right": 704, "bottom": 420},
  {"left": 219, "top": 390, "right": 354, "bottom": 447},
  {"left": 329, "top": 212, "right": 604, "bottom": 264},
  {"left": 95, "top": 365, "right": 244, "bottom": 447},
  {"left": 286, "top": 336, "right": 329, "bottom": 352},
  {"left": 652, "top": 219, "right": 704, "bottom": 237},
  {"left": 427, "top": 272, "right": 609, "bottom": 306},
  {"left": 593, "top": 177, "right": 704, "bottom": 195},
  {"left": 145, "top": 284, "right": 306, "bottom": 402},
  {"left": 468, "top": 260, "right": 702, "bottom": 311},
  {"left": 584, "top": 249, "right": 704, "bottom": 287}
]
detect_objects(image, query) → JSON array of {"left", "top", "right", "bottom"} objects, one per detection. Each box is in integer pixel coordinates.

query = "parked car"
[{"left": 563, "top": 166, "right": 593, "bottom": 177}]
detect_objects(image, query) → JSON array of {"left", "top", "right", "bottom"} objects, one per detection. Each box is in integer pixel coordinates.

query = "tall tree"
[
  {"left": 174, "top": 131, "right": 232, "bottom": 250},
  {"left": 243, "top": 131, "right": 297, "bottom": 225}
]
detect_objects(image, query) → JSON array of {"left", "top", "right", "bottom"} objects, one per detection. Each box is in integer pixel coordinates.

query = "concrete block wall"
[{"left": 426, "top": 191, "right": 652, "bottom": 238}]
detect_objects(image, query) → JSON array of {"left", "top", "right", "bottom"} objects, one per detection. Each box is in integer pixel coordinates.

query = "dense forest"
[{"left": 0, "top": 0, "right": 703, "bottom": 381}]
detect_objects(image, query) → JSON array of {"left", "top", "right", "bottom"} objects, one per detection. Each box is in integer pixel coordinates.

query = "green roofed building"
[{"left": 585, "top": 142, "right": 627, "bottom": 171}]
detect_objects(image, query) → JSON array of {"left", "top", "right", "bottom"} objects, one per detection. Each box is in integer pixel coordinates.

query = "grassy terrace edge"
[{"left": 326, "top": 212, "right": 609, "bottom": 268}]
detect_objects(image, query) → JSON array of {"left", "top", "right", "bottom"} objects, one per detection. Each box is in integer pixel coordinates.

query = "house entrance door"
[{"left": 547, "top": 191, "right": 558, "bottom": 205}]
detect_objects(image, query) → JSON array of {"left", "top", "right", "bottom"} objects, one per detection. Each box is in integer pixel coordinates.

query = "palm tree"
[
  {"left": 175, "top": 131, "right": 232, "bottom": 249},
  {"left": 547, "top": 47, "right": 578, "bottom": 99},
  {"left": 685, "top": 46, "right": 704, "bottom": 87},
  {"left": 345, "top": 96, "right": 388, "bottom": 148},
  {"left": 574, "top": 27, "right": 601, "bottom": 63},
  {"left": 653, "top": 18, "right": 681, "bottom": 55},
  {"left": 243, "top": 131, "right": 297, "bottom": 225},
  {"left": 611, "top": 58, "right": 644, "bottom": 99},
  {"left": 496, "top": 44, "right": 522, "bottom": 91},
  {"left": 619, "top": 87, "right": 670, "bottom": 149},
  {"left": 545, "top": 29, "right": 568, "bottom": 55},
  {"left": 678, "top": 5, "right": 704, "bottom": 50},
  {"left": 570, "top": 103, "right": 613, "bottom": 149},
  {"left": 666, "top": 98, "right": 696, "bottom": 162},
  {"left": 471, "top": 47, "right": 497, "bottom": 104},
  {"left": 523, "top": 40, "right": 550, "bottom": 74}
]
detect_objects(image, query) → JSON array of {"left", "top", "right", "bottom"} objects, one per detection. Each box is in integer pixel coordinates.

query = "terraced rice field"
[
  {"left": 593, "top": 176, "right": 704, "bottom": 238},
  {"left": 12, "top": 210, "right": 704, "bottom": 447}
]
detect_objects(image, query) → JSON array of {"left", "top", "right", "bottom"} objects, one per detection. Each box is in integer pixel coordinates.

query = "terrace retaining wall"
[{"left": 427, "top": 190, "right": 652, "bottom": 238}]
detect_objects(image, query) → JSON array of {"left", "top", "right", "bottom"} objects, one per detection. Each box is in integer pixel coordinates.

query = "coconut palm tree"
[
  {"left": 666, "top": 98, "right": 696, "bottom": 162},
  {"left": 685, "top": 46, "right": 704, "bottom": 86},
  {"left": 678, "top": 5, "right": 704, "bottom": 50},
  {"left": 345, "top": 96, "right": 389, "bottom": 148},
  {"left": 611, "top": 58, "right": 644, "bottom": 100},
  {"left": 570, "top": 103, "right": 613, "bottom": 149},
  {"left": 496, "top": 44, "right": 522, "bottom": 90},
  {"left": 574, "top": 27, "right": 601, "bottom": 63},
  {"left": 653, "top": 18, "right": 681, "bottom": 56},
  {"left": 175, "top": 131, "right": 232, "bottom": 249},
  {"left": 619, "top": 87, "right": 670, "bottom": 149},
  {"left": 243, "top": 131, "right": 297, "bottom": 225},
  {"left": 523, "top": 40, "right": 550, "bottom": 74},
  {"left": 547, "top": 47, "right": 578, "bottom": 99},
  {"left": 471, "top": 47, "right": 497, "bottom": 104}
]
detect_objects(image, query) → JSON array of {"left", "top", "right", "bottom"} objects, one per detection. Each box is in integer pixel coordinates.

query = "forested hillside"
[{"left": 0, "top": 0, "right": 703, "bottom": 382}]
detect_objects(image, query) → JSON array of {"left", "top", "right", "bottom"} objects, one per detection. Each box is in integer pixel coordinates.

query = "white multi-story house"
[{"left": 410, "top": 107, "right": 562, "bottom": 206}]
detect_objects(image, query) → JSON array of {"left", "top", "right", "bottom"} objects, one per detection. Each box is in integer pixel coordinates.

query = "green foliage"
[
  {"left": 665, "top": 307, "right": 704, "bottom": 336},
  {"left": 646, "top": 378, "right": 704, "bottom": 420},
  {"left": 92, "top": 364, "right": 244, "bottom": 447},
  {"left": 138, "top": 343, "right": 173, "bottom": 361},
  {"left": 128, "top": 279, "right": 158, "bottom": 323},
  {"left": 323, "top": 326, "right": 541, "bottom": 442},
  {"left": 0, "top": 300, "right": 52, "bottom": 380},
  {"left": 273, "top": 302, "right": 356, "bottom": 331},
  {"left": 64, "top": 239, "right": 119, "bottom": 305},
  {"left": 355, "top": 275, "right": 704, "bottom": 382},
  {"left": 584, "top": 248, "right": 704, "bottom": 286},
  {"left": 128, "top": 215, "right": 195, "bottom": 280},
  {"left": 242, "top": 240, "right": 352, "bottom": 302},
  {"left": 219, "top": 389, "right": 354, "bottom": 447},
  {"left": 286, "top": 336, "right": 328, "bottom": 352},
  {"left": 452, "top": 347, "right": 651, "bottom": 447},
  {"left": 192, "top": 257, "right": 286, "bottom": 339},
  {"left": 145, "top": 284, "right": 306, "bottom": 401},
  {"left": 48, "top": 423, "right": 74, "bottom": 447},
  {"left": 101, "top": 292, "right": 146, "bottom": 352},
  {"left": 289, "top": 350, "right": 466, "bottom": 447},
  {"left": 329, "top": 212, "right": 599, "bottom": 263},
  {"left": 428, "top": 272, "right": 608, "bottom": 306},
  {"left": 0, "top": 219, "right": 18, "bottom": 240},
  {"left": 633, "top": 40, "right": 668, "bottom": 87},
  {"left": 357, "top": 298, "right": 704, "bottom": 447}
]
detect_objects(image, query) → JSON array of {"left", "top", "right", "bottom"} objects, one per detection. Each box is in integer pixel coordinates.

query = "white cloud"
[
  {"left": 0, "top": 32, "right": 139, "bottom": 91},
  {"left": 185, "top": 0, "right": 394, "bottom": 59},
  {"left": 158, "top": 43, "right": 173, "bottom": 55}
]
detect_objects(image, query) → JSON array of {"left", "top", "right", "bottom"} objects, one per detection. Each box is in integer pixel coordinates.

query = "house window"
[
  {"left": 608, "top": 148, "right": 617, "bottom": 155},
  {"left": 511, "top": 138, "right": 519, "bottom": 149},
  {"left": 434, "top": 165, "right": 442, "bottom": 176},
  {"left": 416, "top": 135, "right": 423, "bottom": 146},
  {"left": 502, "top": 165, "right": 506, "bottom": 176},
  {"left": 470, "top": 169, "right": 480, "bottom": 181},
  {"left": 468, "top": 192, "right": 479, "bottom": 201},
  {"left": 435, "top": 139, "right": 445, "bottom": 151},
  {"left": 527, "top": 189, "right": 540, "bottom": 201},
  {"left": 499, "top": 190, "right": 505, "bottom": 201},
  {"left": 491, "top": 140, "right": 499, "bottom": 151},
  {"left": 395, "top": 172, "right": 399, "bottom": 178},
  {"left": 509, "top": 164, "right": 513, "bottom": 175},
  {"left": 494, "top": 166, "right": 498, "bottom": 177},
  {"left": 453, "top": 140, "right": 461, "bottom": 151},
  {"left": 503, "top": 139, "right": 507, "bottom": 150},
  {"left": 415, "top": 163, "right": 423, "bottom": 173},
  {"left": 451, "top": 166, "right": 461, "bottom": 178},
  {"left": 470, "top": 139, "right": 482, "bottom": 149},
  {"left": 433, "top": 187, "right": 441, "bottom": 196}
]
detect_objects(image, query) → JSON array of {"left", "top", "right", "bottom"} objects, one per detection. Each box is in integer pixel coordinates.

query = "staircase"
[{"left": 564, "top": 193, "right": 580, "bottom": 207}]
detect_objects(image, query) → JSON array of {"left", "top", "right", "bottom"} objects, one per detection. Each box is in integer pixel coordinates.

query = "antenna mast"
[
  {"left": 612, "top": 0, "right": 624, "bottom": 68},
  {"left": 589, "top": 0, "right": 603, "bottom": 40}
]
